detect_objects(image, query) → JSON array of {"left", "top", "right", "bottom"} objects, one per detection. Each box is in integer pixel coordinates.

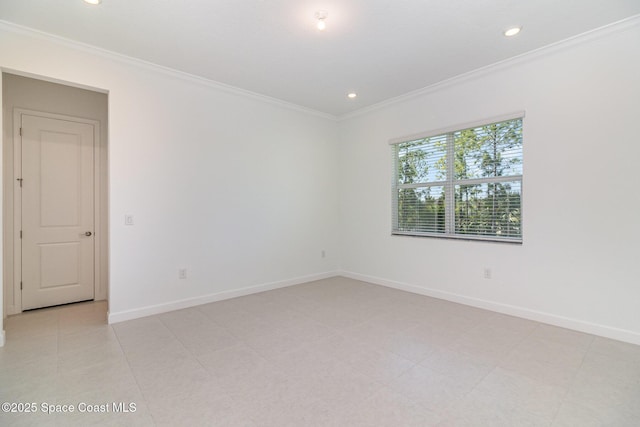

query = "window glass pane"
[
  {"left": 392, "top": 117, "right": 522, "bottom": 242},
  {"left": 396, "top": 135, "right": 447, "bottom": 185},
  {"left": 454, "top": 119, "right": 522, "bottom": 179},
  {"left": 397, "top": 186, "right": 445, "bottom": 233},
  {"left": 454, "top": 181, "right": 521, "bottom": 238}
]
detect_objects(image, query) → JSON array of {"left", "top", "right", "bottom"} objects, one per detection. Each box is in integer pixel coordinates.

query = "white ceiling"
[{"left": 2, "top": 0, "right": 639, "bottom": 116}]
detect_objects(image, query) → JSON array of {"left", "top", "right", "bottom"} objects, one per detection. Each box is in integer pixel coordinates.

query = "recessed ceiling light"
[
  {"left": 84, "top": 0, "right": 102, "bottom": 4},
  {"left": 315, "top": 10, "right": 328, "bottom": 31},
  {"left": 347, "top": 92, "right": 357, "bottom": 99},
  {"left": 504, "top": 26, "right": 522, "bottom": 37}
]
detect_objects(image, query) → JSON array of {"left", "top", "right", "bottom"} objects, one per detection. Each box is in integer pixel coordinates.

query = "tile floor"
[{"left": 1, "top": 276, "right": 640, "bottom": 426}]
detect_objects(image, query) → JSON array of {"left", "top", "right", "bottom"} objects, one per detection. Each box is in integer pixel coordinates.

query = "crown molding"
[
  {"left": 2, "top": 12, "right": 638, "bottom": 123},
  {"left": 338, "top": 14, "right": 640, "bottom": 121},
  {"left": 0, "top": 20, "right": 337, "bottom": 121}
]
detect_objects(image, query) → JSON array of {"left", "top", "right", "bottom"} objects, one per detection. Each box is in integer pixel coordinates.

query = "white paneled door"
[{"left": 20, "top": 114, "right": 95, "bottom": 310}]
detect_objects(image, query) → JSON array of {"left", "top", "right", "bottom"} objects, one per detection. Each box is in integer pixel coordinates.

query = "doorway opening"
[{"left": 3, "top": 72, "right": 109, "bottom": 316}]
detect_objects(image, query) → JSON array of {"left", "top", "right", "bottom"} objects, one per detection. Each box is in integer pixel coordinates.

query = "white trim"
[
  {"left": 108, "top": 270, "right": 340, "bottom": 324},
  {"left": 0, "top": 20, "right": 336, "bottom": 121},
  {"left": 11, "top": 110, "right": 22, "bottom": 314},
  {"left": 391, "top": 231, "right": 522, "bottom": 244},
  {"left": 1, "top": 14, "right": 638, "bottom": 122},
  {"left": 340, "top": 14, "right": 640, "bottom": 121},
  {"left": 0, "top": 72, "right": 3, "bottom": 331},
  {"left": 341, "top": 271, "right": 640, "bottom": 346},
  {"left": 389, "top": 111, "right": 525, "bottom": 145},
  {"left": 1, "top": 67, "right": 109, "bottom": 95}
]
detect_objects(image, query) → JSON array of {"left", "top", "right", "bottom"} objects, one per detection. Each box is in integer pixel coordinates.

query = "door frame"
[{"left": 12, "top": 108, "right": 102, "bottom": 313}]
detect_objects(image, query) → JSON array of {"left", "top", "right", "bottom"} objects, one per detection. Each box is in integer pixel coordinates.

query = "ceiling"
[{"left": 1, "top": 1, "right": 639, "bottom": 117}]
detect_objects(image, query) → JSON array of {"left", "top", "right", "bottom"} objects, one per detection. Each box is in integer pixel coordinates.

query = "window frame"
[{"left": 390, "top": 112, "right": 524, "bottom": 243}]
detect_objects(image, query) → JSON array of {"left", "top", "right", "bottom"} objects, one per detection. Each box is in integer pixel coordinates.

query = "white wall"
[
  {"left": 0, "top": 72, "right": 3, "bottom": 347},
  {"left": 0, "top": 23, "right": 340, "bottom": 325},
  {"left": 338, "top": 21, "right": 640, "bottom": 344}
]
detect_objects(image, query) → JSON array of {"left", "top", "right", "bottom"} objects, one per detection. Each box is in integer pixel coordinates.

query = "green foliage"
[
  {"left": 395, "top": 119, "right": 522, "bottom": 239},
  {"left": 396, "top": 139, "right": 445, "bottom": 233},
  {"left": 454, "top": 182, "right": 521, "bottom": 238},
  {"left": 396, "top": 188, "right": 445, "bottom": 233},
  {"left": 396, "top": 140, "right": 428, "bottom": 185}
]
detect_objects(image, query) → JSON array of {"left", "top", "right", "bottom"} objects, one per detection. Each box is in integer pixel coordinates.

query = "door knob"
[{"left": 85, "top": 231, "right": 92, "bottom": 236}]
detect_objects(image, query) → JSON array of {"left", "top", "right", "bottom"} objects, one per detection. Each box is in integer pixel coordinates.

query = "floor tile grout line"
[
  {"left": 110, "top": 318, "right": 160, "bottom": 427},
  {"left": 548, "top": 333, "right": 597, "bottom": 424},
  {"left": 424, "top": 315, "right": 545, "bottom": 424}
]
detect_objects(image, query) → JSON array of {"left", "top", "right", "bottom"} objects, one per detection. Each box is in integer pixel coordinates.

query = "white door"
[{"left": 20, "top": 114, "right": 95, "bottom": 310}]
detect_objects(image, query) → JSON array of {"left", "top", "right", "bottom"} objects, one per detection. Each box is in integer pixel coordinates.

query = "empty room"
[{"left": 1, "top": 1, "right": 639, "bottom": 426}]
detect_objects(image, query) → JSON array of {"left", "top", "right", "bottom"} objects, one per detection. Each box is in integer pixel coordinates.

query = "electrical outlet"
[
  {"left": 484, "top": 268, "right": 492, "bottom": 279},
  {"left": 178, "top": 268, "right": 187, "bottom": 280}
]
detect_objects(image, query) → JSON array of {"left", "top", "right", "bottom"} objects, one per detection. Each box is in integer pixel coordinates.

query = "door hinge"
[
  {"left": 19, "top": 127, "right": 23, "bottom": 136},
  {"left": 20, "top": 281, "right": 23, "bottom": 290},
  {"left": 17, "top": 178, "right": 23, "bottom": 187},
  {"left": 20, "top": 230, "right": 22, "bottom": 239}
]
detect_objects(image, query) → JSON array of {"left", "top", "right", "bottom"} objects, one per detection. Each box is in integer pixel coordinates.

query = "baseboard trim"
[
  {"left": 4, "top": 304, "right": 18, "bottom": 316},
  {"left": 107, "top": 270, "right": 340, "bottom": 324},
  {"left": 341, "top": 271, "right": 640, "bottom": 346}
]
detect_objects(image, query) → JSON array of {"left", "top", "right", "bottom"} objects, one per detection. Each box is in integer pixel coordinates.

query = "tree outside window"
[{"left": 392, "top": 117, "right": 523, "bottom": 242}]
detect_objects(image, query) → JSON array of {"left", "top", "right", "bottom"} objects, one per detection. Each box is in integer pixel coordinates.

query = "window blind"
[{"left": 391, "top": 117, "right": 523, "bottom": 242}]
